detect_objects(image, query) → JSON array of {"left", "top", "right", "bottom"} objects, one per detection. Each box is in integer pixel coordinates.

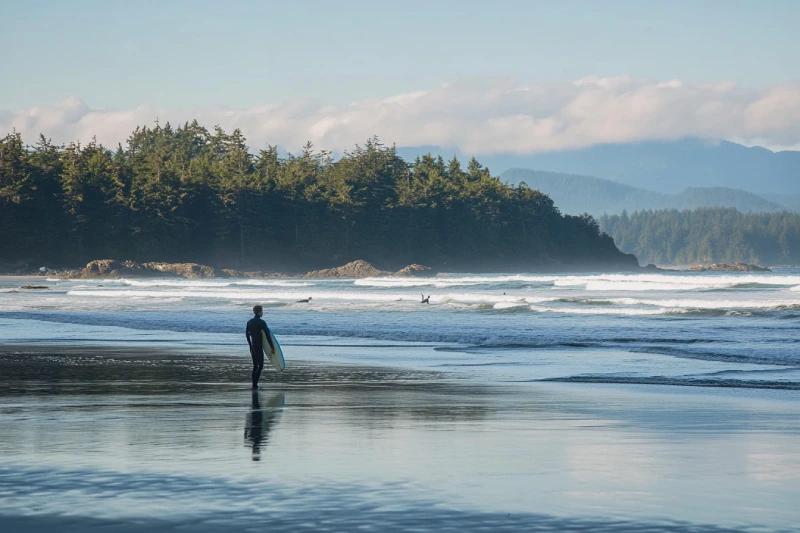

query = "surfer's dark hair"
[{"left": 253, "top": 305, "right": 263, "bottom": 314}]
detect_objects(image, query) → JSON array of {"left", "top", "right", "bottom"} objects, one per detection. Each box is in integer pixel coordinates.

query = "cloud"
[{"left": 2, "top": 77, "right": 800, "bottom": 154}]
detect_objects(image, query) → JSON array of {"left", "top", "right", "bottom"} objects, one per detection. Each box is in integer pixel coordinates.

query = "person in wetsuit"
[{"left": 246, "top": 305, "right": 275, "bottom": 389}]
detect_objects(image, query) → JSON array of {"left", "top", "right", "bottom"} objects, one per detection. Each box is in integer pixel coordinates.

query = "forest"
[
  {"left": 599, "top": 208, "right": 800, "bottom": 266},
  {"left": 0, "top": 123, "right": 635, "bottom": 272}
]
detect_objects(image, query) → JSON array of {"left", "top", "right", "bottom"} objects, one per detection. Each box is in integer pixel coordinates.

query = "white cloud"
[{"left": 2, "top": 77, "right": 800, "bottom": 154}]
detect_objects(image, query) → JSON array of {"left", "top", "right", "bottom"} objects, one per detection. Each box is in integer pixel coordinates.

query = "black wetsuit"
[{"left": 246, "top": 315, "right": 274, "bottom": 387}]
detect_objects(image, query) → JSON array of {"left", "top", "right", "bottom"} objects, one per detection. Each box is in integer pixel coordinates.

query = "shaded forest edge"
[
  {"left": 0, "top": 123, "right": 638, "bottom": 273},
  {"left": 599, "top": 208, "right": 800, "bottom": 266}
]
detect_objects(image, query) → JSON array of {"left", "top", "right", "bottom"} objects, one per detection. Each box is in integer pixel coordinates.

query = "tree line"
[
  {"left": 599, "top": 208, "right": 800, "bottom": 266},
  {"left": 0, "top": 122, "right": 633, "bottom": 271}
]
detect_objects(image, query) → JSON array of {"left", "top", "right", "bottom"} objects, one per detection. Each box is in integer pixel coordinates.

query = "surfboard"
[{"left": 261, "top": 329, "right": 286, "bottom": 372}]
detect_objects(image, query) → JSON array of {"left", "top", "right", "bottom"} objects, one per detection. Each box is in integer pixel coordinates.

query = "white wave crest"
[
  {"left": 354, "top": 278, "right": 479, "bottom": 288},
  {"left": 234, "top": 280, "right": 314, "bottom": 287},
  {"left": 612, "top": 298, "right": 800, "bottom": 310},
  {"left": 65, "top": 288, "right": 560, "bottom": 306},
  {"left": 112, "top": 278, "right": 314, "bottom": 288},
  {"left": 552, "top": 279, "right": 587, "bottom": 287},
  {"left": 530, "top": 305, "right": 677, "bottom": 316},
  {"left": 422, "top": 273, "right": 800, "bottom": 292},
  {"left": 436, "top": 292, "right": 554, "bottom": 305},
  {"left": 584, "top": 281, "right": 721, "bottom": 291},
  {"left": 66, "top": 289, "right": 397, "bottom": 301},
  {"left": 493, "top": 302, "right": 529, "bottom": 310},
  {"left": 557, "top": 296, "right": 800, "bottom": 310}
]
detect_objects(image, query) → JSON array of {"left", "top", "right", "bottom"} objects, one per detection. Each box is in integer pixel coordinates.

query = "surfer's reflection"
[{"left": 244, "top": 392, "right": 285, "bottom": 461}]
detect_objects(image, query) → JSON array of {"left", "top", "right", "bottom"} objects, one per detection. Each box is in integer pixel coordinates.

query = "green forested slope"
[
  {"left": 0, "top": 124, "right": 635, "bottom": 271},
  {"left": 599, "top": 208, "right": 800, "bottom": 265}
]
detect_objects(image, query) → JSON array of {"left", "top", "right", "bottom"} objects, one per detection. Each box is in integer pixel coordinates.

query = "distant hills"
[
  {"left": 599, "top": 208, "right": 800, "bottom": 266},
  {"left": 396, "top": 138, "right": 800, "bottom": 196},
  {"left": 763, "top": 194, "right": 800, "bottom": 212},
  {"left": 500, "top": 169, "right": 787, "bottom": 216}
]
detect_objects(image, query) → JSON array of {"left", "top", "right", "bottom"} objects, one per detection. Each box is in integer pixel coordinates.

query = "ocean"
[{"left": 2, "top": 269, "right": 800, "bottom": 389}]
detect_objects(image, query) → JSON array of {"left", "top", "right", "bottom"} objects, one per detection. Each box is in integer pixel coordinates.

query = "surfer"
[
  {"left": 246, "top": 305, "right": 275, "bottom": 389},
  {"left": 296, "top": 297, "right": 312, "bottom": 303},
  {"left": 421, "top": 294, "right": 430, "bottom": 304}
]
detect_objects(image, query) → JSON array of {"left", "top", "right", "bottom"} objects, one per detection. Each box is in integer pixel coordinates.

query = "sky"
[{"left": 1, "top": 0, "right": 799, "bottom": 153}]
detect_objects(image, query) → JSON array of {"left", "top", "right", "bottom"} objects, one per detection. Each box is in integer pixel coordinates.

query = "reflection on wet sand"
[
  {"left": 2, "top": 346, "right": 800, "bottom": 533},
  {"left": 244, "top": 392, "right": 285, "bottom": 460}
]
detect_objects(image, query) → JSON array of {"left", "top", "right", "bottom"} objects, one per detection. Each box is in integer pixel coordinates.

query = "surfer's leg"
[
  {"left": 250, "top": 347, "right": 264, "bottom": 387},
  {"left": 254, "top": 355, "right": 264, "bottom": 386}
]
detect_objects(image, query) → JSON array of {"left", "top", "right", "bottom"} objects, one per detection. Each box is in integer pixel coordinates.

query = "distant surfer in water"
[
  {"left": 246, "top": 305, "right": 275, "bottom": 389},
  {"left": 421, "top": 294, "right": 430, "bottom": 304},
  {"left": 296, "top": 297, "right": 312, "bottom": 303}
]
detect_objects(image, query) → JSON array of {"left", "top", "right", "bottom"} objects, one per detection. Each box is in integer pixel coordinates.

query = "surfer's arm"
[{"left": 245, "top": 326, "right": 252, "bottom": 349}]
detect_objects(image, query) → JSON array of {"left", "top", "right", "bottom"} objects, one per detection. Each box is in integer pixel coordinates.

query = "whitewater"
[{"left": 2, "top": 268, "right": 800, "bottom": 390}]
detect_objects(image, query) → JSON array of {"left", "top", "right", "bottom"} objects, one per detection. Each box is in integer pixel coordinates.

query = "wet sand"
[{"left": 2, "top": 346, "right": 800, "bottom": 532}]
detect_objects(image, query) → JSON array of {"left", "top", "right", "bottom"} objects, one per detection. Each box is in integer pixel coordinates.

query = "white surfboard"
[{"left": 261, "top": 329, "right": 286, "bottom": 372}]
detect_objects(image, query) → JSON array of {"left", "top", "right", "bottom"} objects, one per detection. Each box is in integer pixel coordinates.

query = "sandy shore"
[{"left": 2, "top": 345, "right": 800, "bottom": 532}]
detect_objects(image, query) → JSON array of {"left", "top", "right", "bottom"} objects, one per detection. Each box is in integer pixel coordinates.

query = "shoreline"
[
  {"left": 4, "top": 343, "right": 800, "bottom": 402},
  {"left": 3, "top": 264, "right": 792, "bottom": 280},
  {"left": 0, "top": 256, "right": 652, "bottom": 280}
]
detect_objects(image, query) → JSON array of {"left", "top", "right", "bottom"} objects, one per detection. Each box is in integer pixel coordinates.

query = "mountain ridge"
[
  {"left": 396, "top": 138, "right": 800, "bottom": 196},
  {"left": 500, "top": 168, "right": 788, "bottom": 215}
]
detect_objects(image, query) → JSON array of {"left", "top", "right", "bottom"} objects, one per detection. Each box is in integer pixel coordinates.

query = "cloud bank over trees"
[{"left": 3, "top": 76, "right": 799, "bottom": 153}]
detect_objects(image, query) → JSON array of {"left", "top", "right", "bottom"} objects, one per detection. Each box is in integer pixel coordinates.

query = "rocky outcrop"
[
  {"left": 142, "top": 262, "right": 225, "bottom": 279},
  {"left": 394, "top": 264, "right": 437, "bottom": 277},
  {"left": 78, "top": 259, "right": 164, "bottom": 279},
  {"left": 57, "top": 259, "right": 249, "bottom": 279},
  {"left": 689, "top": 262, "right": 771, "bottom": 272},
  {"left": 44, "top": 259, "right": 313, "bottom": 279},
  {"left": 305, "top": 260, "right": 389, "bottom": 278},
  {"left": 305, "top": 260, "right": 439, "bottom": 278}
]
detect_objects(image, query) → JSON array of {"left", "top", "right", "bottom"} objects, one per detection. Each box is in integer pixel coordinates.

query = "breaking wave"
[{"left": 113, "top": 279, "right": 314, "bottom": 288}]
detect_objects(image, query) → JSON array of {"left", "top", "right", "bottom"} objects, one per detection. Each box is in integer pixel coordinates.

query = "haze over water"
[{"left": 2, "top": 270, "right": 800, "bottom": 532}]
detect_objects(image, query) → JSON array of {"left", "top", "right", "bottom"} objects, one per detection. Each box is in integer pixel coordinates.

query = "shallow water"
[{"left": 1, "top": 349, "right": 800, "bottom": 532}]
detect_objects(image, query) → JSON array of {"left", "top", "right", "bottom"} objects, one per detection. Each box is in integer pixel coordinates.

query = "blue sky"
[
  {"left": 1, "top": 0, "right": 798, "bottom": 109},
  {"left": 2, "top": 1, "right": 799, "bottom": 153}
]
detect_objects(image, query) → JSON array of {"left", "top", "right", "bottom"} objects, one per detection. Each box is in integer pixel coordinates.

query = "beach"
[
  {"left": 2, "top": 271, "right": 800, "bottom": 531},
  {"left": 2, "top": 344, "right": 800, "bottom": 532}
]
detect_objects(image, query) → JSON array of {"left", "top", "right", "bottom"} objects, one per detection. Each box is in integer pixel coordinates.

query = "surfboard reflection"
[{"left": 244, "top": 392, "right": 285, "bottom": 461}]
